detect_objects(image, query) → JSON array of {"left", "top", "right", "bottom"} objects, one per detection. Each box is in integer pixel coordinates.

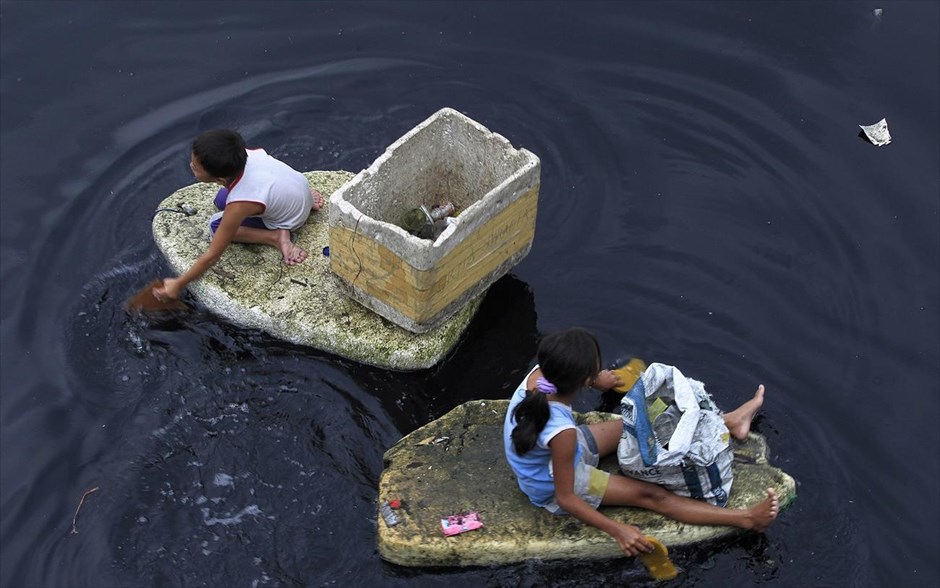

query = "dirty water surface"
[{"left": 1, "top": 2, "right": 937, "bottom": 587}]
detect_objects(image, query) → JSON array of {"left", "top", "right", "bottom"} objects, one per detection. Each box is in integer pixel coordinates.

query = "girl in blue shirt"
[{"left": 504, "top": 327, "right": 779, "bottom": 557}]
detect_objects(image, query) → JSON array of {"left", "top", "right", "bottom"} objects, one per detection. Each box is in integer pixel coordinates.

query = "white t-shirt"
[{"left": 226, "top": 148, "right": 312, "bottom": 230}]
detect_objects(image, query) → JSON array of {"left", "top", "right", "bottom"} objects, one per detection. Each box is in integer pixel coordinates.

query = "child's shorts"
[
  {"left": 209, "top": 187, "right": 269, "bottom": 235},
  {"left": 543, "top": 424, "right": 611, "bottom": 515},
  {"left": 208, "top": 211, "right": 268, "bottom": 235}
]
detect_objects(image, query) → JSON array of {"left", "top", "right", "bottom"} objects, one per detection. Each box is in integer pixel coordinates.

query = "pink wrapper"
[{"left": 440, "top": 511, "right": 483, "bottom": 536}]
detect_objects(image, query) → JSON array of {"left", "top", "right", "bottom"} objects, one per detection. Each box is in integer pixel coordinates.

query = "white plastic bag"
[{"left": 617, "top": 363, "right": 734, "bottom": 506}]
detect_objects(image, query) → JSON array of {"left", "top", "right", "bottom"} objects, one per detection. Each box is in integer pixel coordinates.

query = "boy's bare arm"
[{"left": 155, "top": 201, "right": 263, "bottom": 299}]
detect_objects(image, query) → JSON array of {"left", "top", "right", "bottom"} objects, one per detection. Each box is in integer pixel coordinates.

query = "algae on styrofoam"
[
  {"left": 152, "top": 170, "right": 481, "bottom": 371},
  {"left": 377, "top": 399, "right": 798, "bottom": 567}
]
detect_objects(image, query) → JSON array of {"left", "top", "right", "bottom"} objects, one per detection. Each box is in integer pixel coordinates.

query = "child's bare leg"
[
  {"left": 586, "top": 419, "right": 625, "bottom": 458},
  {"left": 723, "top": 384, "right": 765, "bottom": 441},
  {"left": 232, "top": 226, "right": 308, "bottom": 266},
  {"left": 602, "top": 476, "right": 779, "bottom": 532}
]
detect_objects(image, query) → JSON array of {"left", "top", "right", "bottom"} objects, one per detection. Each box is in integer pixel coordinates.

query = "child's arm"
[
  {"left": 549, "top": 429, "right": 653, "bottom": 557},
  {"left": 155, "top": 201, "right": 264, "bottom": 300},
  {"left": 591, "top": 369, "right": 623, "bottom": 391}
]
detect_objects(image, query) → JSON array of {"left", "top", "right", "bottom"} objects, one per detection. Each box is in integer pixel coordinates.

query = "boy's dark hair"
[
  {"left": 192, "top": 129, "right": 247, "bottom": 179},
  {"left": 510, "top": 328, "right": 600, "bottom": 456}
]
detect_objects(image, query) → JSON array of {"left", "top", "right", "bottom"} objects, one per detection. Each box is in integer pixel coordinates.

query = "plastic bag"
[{"left": 617, "top": 363, "right": 733, "bottom": 506}]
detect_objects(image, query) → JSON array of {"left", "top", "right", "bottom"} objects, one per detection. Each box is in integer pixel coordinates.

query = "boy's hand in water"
[
  {"left": 592, "top": 369, "right": 623, "bottom": 391},
  {"left": 153, "top": 278, "right": 182, "bottom": 301},
  {"left": 612, "top": 523, "right": 655, "bottom": 557}
]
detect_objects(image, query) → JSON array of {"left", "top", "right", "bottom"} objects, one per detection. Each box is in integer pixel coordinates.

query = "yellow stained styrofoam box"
[{"left": 328, "top": 108, "right": 540, "bottom": 333}]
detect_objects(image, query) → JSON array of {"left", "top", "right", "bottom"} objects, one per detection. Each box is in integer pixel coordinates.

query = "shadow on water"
[{"left": 341, "top": 275, "right": 541, "bottom": 431}]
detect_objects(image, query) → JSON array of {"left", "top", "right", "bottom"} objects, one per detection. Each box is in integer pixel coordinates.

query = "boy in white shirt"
[{"left": 155, "top": 129, "right": 323, "bottom": 301}]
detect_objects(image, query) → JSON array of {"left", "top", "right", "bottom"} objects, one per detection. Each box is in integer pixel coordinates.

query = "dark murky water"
[{"left": 2, "top": 2, "right": 937, "bottom": 586}]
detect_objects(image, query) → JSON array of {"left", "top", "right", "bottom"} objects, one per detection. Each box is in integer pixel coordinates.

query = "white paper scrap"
[{"left": 859, "top": 118, "right": 891, "bottom": 146}]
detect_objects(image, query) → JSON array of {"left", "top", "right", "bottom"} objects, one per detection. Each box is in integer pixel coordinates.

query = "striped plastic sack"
[{"left": 617, "top": 363, "right": 733, "bottom": 506}]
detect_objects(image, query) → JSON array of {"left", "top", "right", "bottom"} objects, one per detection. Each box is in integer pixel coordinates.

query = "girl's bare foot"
[
  {"left": 311, "top": 189, "right": 325, "bottom": 211},
  {"left": 276, "top": 230, "right": 308, "bottom": 265},
  {"left": 746, "top": 487, "right": 779, "bottom": 532},
  {"left": 724, "top": 384, "right": 765, "bottom": 440}
]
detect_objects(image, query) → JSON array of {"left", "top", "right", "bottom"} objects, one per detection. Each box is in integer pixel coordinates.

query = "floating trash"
[{"left": 859, "top": 118, "right": 891, "bottom": 146}]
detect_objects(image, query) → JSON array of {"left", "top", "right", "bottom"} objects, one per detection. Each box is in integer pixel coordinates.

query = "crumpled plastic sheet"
[{"left": 859, "top": 118, "right": 891, "bottom": 146}]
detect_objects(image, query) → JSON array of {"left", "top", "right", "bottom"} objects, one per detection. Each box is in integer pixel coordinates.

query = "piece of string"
[
  {"left": 70, "top": 486, "right": 100, "bottom": 534},
  {"left": 351, "top": 213, "right": 364, "bottom": 284}
]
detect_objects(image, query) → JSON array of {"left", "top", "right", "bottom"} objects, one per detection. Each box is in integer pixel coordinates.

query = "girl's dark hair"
[
  {"left": 511, "top": 328, "right": 600, "bottom": 456},
  {"left": 192, "top": 129, "right": 248, "bottom": 179}
]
